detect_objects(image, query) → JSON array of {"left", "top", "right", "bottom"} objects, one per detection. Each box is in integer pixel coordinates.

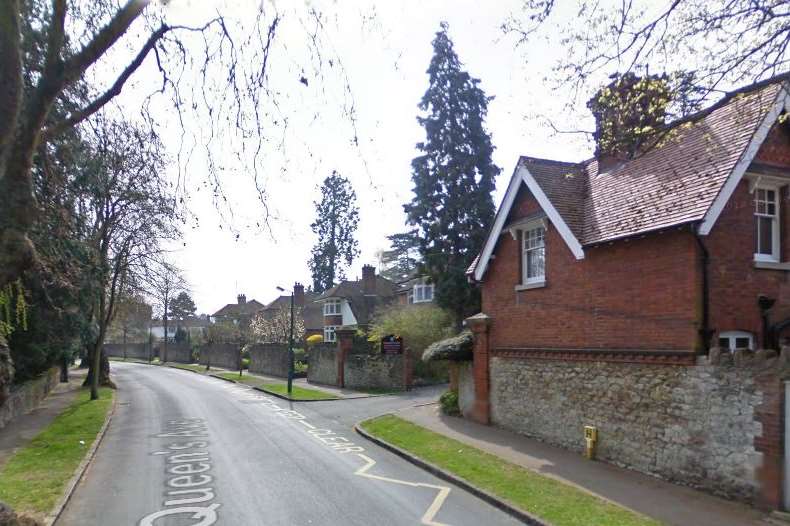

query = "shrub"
[
  {"left": 241, "top": 357, "right": 250, "bottom": 370},
  {"left": 306, "top": 334, "right": 323, "bottom": 346},
  {"left": 368, "top": 303, "right": 455, "bottom": 380},
  {"left": 439, "top": 390, "right": 460, "bottom": 416}
]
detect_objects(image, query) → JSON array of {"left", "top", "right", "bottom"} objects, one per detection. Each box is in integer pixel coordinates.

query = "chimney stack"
[
  {"left": 362, "top": 264, "right": 376, "bottom": 295},
  {"left": 294, "top": 282, "right": 305, "bottom": 307},
  {"left": 237, "top": 294, "right": 246, "bottom": 305}
]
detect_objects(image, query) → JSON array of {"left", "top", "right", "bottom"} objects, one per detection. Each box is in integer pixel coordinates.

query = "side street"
[{"left": 1, "top": 2, "right": 790, "bottom": 526}]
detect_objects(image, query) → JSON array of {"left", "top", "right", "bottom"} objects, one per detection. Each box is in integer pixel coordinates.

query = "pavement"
[
  {"left": 0, "top": 368, "right": 86, "bottom": 469},
  {"left": 56, "top": 362, "right": 522, "bottom": 525},
  {"left": 396, "top": 403, "right": 768, "bottom": 526}
]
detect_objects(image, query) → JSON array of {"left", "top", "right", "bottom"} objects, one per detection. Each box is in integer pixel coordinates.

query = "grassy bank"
[
  {"left": 166, "top": 363, "right": 206, "bottom": 373},
  {"left": 215, "top": 372, "right": 338, "bottom": 401},
  {"left": 360, "top": 415, "right": 660, "bottom": 526},
  {"left": 0, "top": 387, "right": 114, "bottom": 519}
]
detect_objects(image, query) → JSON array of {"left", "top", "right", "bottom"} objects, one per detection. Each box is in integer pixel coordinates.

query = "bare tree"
[
  {"left": 79, "top": 115, "right": 179, "bottom": 399},
  {"left": 0, "top": 0, "right": 361, "bottom": 292},
  {"left": 250, "top": 307, "right": 305, "bottom": 344},
  {"left": 503, "top": 0, "right": 789, "bottom": 113},
  {"left": 146, "top": 261, "right": 187, "bottom": 364}
]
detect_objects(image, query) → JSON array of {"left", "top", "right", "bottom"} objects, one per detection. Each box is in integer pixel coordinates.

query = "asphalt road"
[{"left": 57, "top": 362, "right": 523, "bottom": 526}]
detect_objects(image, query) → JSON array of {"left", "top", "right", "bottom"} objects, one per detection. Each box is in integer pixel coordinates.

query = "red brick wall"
[
  {"left": 481, "top": 186, "right": 700, "bottom": 351},
  {"left": 705, "top": 179, "right": 790, "bottom": 345},
  {"left": 755, "top": 121, "right": 790, "bottom": 168}
]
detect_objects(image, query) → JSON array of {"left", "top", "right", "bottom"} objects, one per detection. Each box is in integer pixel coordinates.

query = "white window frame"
[
  {"left": 718, "top": 331, "right": 754, "bottom": 351},
  {"left": 754, "top": 183, "right": 781, "bottom": 263},
  {"left": 323, "top": 299, "right": 341, "bottom": 316},
  {"left": 413, "top": 283, "right": 434, "bottom": 303},
  {"left": 407, "top": 289, "right": 414, "bottom": 304},
  {"left": 323, "top": 325, "right": 338, "bottom": 343},
  {"left": 521, "top": 222, "right": 546, "bottom": 286}
]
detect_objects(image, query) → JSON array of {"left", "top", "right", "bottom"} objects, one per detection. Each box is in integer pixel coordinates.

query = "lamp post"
[{"left": 276, "top": 286, "right": 295, "bottom": 395}]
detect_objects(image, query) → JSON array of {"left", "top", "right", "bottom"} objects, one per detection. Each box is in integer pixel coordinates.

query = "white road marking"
[
  {"left": 300, "top": 421, "right": 316, "bottom": 429},
  {"left": 354, "top": 453, "right": 452, "bottom": 526}
]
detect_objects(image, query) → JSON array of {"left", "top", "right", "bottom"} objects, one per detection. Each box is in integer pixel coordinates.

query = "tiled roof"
[
  {"left": 469, "top": 76, "right": 790, "bottom": 280},
  {"left": 527, "top": 81, "right": 785, "bottom": 246},
  {"left": 211, "top": 299, "right": 265, "bottom": 318},
  {"left": 315, "top": 276, "right": 396, "bottom": 326}
]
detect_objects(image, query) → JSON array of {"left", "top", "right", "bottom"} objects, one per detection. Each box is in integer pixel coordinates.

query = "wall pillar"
[
  {"left": 466, "top": 313, "right": 492, "bottom": 425},
  {"left": 336, "top": 327, "right": 355, "bottom": 388},
  {"left": 755, "top": 366, "right": 785, "bottom": 510}
]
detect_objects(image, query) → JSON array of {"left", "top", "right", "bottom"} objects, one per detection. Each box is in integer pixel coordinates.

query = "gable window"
[
  {"left": 718, "top": 331, "right": 753, "bottom": 351},
  {"left": 324, "top": 325, "right": 338, "bottom": 343},
  {"left": 413, "top": 283, "right": 434, "bottom": 303},
  {"left": 754, "top": 186, "right": 780, "bottom": 262},
  {"left": 324, "top": 299, "right": 341, "bottom": 316},
  {"left": 522, "top": 225, "right": 546, "bottom": 284}
]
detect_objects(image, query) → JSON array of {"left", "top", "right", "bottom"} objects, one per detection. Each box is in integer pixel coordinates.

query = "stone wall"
[
  {"left": 248, "top": 343, "right": 289, "bottom": 378},
  {"left": 199, "top": 343, "right": 240, "bottom": 370},
  {"left": 458, "top": 362, "right": 475, "bottom": 417},
  {"left": 0, "top": 367, "right": 59, "bottom": 429},
  {"left": 344, "top": 353, "right": 408, "bottom": 391},
  {"left": 103, "top": 343, "right": 151, "bottom": 360},
  {"left": 487, "top": 352, "right": 766, "bottom": 502},
  {"left": 307, "top": 344, "right": 338, "bottom": 386},
  {"left": 161, "top": 343, "right": 192, "bottom": 364}
]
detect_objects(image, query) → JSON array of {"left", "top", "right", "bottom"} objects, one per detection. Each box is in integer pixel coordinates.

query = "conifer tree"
[
  {"left": 404, "top": 22, "right": 499, "bottom": 326},
  {"left": 309, "top": 171, "right": 360, "bottom": 293}
]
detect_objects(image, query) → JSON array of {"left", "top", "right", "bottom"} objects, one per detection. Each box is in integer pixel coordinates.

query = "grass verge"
[
  {"left": 215, "top": 372, "right": 338, "bottom": 400},
  {"left": 359, "top": 415, "right": 661, "bottom": 526},
  {"left": 108, "top": 357, "right": 158, "bottom": 365},
  {"left": 0, "top": 387, "right": 114, "bottom": 519},
  {"left": 166, "top": 363, "right": 206, "bottom": 373}
]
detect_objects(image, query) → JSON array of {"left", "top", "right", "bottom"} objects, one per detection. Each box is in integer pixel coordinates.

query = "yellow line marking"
[{"left": 354, "top": 454, "right": 451, "bottom": 526}]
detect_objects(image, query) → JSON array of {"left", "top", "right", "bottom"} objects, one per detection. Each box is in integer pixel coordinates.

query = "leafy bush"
[
  {"left": 306, "top": 334, "right": 323, "bottom": 346},
  {"left": 241, "top": 357, "right": 250, "bottom": 370},
  {"left": 439, "top": 390, "right": 460, "bottom": 416},
  {"left": 368, "top": 303, "right": 455, "bottom": 380}
]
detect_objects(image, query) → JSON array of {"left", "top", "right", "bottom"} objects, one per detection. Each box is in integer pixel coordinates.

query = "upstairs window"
[
  {"left": 522, "top": 225, "right": 546, "bottom": 284},
  {"left": 754, "top": 186, "right": 780, "bottom": 262},
  {"left": 413, "top": 283, "right": 434, "bottom": 303},
  {"left": 323, "top": 299, "right": 341, "bottom": 316},
  {"left": 718, "top": 331, "right": 753, "bottom": 351},
  {"left": 324, "top": 325, "right": 338, "bottom": 343}
]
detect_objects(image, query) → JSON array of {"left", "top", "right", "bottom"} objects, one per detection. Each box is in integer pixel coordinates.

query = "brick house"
[
  {"left": 464, "top": 77, "right": 790, "bottom": 508},
  {"left": 395, "top": 272, "right": 435, "bottom": 305},
  {"left": 314, "top": 265, "right": 395, "bottom": 342},
  {"left": 210, "top": 294, "right": 265, "bottom": 329},
  {"left": 261, "top": 283, "right": 324, "bottom": 339}
]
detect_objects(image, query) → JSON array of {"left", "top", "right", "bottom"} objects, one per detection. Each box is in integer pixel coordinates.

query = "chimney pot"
[
  {"left": 294, "top": 282, "right": 305, "bottom": 307},
  {"left": 237, "top": 294, "right": 246, "bottom": 305},
  {"left": 362, "top": 264, "right": 376, "bottom": 295}
]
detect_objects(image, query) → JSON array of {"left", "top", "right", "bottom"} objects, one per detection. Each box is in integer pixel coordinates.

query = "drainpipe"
[{"left": 694, "top": 229, "right": 712, "bottom": 354}]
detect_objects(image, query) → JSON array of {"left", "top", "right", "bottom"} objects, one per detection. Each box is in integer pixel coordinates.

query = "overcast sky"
[{"left": 112, "top": 0, "right": 597, "bottom": 315}]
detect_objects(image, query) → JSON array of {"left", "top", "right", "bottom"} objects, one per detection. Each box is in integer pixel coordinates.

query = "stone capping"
[{"left": 492, "top": 347, "right": 698, "bottom": 366}]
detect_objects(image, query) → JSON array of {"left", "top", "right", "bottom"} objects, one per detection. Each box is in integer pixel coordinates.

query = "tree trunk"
[
  {"left": 83, "top": 346, "right": 114, "bottom": 394},
  {"left": 0, "top": 333, "right": 14, "bottom": 408}
]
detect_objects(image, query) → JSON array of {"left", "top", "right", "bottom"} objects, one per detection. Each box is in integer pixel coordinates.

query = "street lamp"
[{"left": 276, "top": 285, "right": 295, "bottom": 395}]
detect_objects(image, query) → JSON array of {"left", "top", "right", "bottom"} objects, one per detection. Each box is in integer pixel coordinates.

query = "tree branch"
[{"left": 44, "top": 24, "right": 170, "bottom": 140}]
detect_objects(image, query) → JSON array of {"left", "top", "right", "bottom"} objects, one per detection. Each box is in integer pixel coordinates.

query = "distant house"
[
  {"left": 314, "top": 265, "right": 396, "bottom": 342},
  {"left": 149, "top": 316, "right": 211, "bottom": 342},
  {"left": 395, "top": 272, "right": 435, "bottom": 305},
  {"left": 260, "top": 283, "right": 324, "bottom": 339},
  {"left": 210, "top": 294, "right": 265, "bottom": 328}
]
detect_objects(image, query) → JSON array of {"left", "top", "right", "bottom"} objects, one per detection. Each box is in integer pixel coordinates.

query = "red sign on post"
[{"left": 381, "top": 335, "right": 403, "bottom": 355}]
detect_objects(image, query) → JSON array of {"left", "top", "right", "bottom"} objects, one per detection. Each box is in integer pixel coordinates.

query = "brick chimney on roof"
[
  {"left": 362, "top": 265, "right": 376, "bottom": 295},
  {"left": 237, "top": 294, "right": 246, "bottom": 305},
  {"left": 294, "top": 282, "right": 305, "bottom": 307}
]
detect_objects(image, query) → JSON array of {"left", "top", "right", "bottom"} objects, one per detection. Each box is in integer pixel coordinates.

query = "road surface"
[{"left": 57, "top": 362, "right": 523, "bottom": 525}]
